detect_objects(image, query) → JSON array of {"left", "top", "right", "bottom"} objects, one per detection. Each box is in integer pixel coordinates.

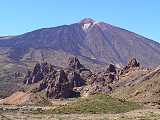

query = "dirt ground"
[{"left": 1, "top": 109, "right": 160, "bottom": 120}]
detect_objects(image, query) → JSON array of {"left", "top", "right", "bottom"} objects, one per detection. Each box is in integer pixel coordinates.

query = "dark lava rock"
[
  {"left": 23, "top": 57, "right": 120, "bottom": 98},
  {"left": 65, "top": 57, "right": 92, "bottom": 88},
  {"left": 81, "top": 64, "right": 119, "bottom": 96},
  {"left": 106, "top": 64, "right": 117, "bottom": 74},
  {"left": 67, "top": 57, "right": 84, "bottom": 70},
  {"left": 23, "top": 57, "right": 88, "bottom": 99},
  {"left": 46, "top": 70, "right": 74, "bottom": 99},
  {"left": 67, "top": 71, "right": 85, "bottom": 87},
  {"left": 82, "top": 74, "right": 113, "bottom": 96},
  {"left": 24, "top": 62, "right": 55, "bottom": 85},
  {"left": 23, "top": 70, "right": 32, "bottom": 84},
  {"left": 87, "top": 65, "right": 118, "bottom": 86}
]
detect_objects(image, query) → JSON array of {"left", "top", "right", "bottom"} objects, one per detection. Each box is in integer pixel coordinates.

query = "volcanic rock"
[
  {"left": 67, "top": 57, "right": 84, "bottom": 70},
  {"left": 79, "top": 69, "right": 92, "bottom": 80},
  {"left": 67, "top": 71, "right": 85, "bottom": 87},
  {"left": 106, "top": 64, "right": 117, "bottom": 74},
  {"left": 66, "top": 57, "right": 92, "bottom": 87},
  {"left": 1, "top": 18, "right": 160, "bottom": 98},
  {"left": 119, "top": 58, "right": 140, "bottom": 75},
  {"left": 86, "top": 64, "right": 118, "bottom": 86},
  {"left": 46, "top": 70, "right": 74, "bottom": 99},
  {"left": 23, "top": 57, "right": 90, "bottom": 99},
  {"left": 24, "top": 62, "right": 55, "bottom": 85},
  {"left": 127, "top": 58, "right": 140, "bottom": 68},
  {"left": 23, "top": 57, "right": 120, "bottom": 98},
  {"left": 81, "top": 63, "right": 119, "bottom": 96},
  {"left": 82, "top": 83, "right": 112, "bottom": 97}
]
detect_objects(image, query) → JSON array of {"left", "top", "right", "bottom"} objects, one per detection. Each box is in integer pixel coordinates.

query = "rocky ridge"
[
  {"left": 23, "top": 56, "right": 120, "bottom": 99},
  {"left": 2, "top": 56, "right": 159, "bottom": 106}
]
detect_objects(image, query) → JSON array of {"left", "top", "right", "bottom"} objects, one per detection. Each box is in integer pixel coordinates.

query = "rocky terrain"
[
  {"left": 0, "top": 18, "right": 160, "bottom": 98},
  {"left": 112, "top": 65, "right": 160, "bottom": 105},
  {"left": 23, "top": 57, "right": 142, "bottom": 99},
  {"left": 1, "top": 56, "right": 158, "bottom": 107},
  {"left": 0, "top": 56, "right": 118, "bottom": 104},
  {"left": 0, "top": 18, "right": 160, "bottom": 119},
  {"left": 0, "top": 91, "right": 50, "bottom": 106},
  {"left": 0, "top": 54, "right": 160, "bottom": 120}
]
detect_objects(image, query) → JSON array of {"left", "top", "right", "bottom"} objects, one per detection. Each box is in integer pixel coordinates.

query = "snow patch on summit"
[
  {"left": 83, "top": 22, "right": 92, "bottom": 30},
  {"left": 80, "top": 18, "right": 97, "bottom": 32},
  {"left": 82, "top": 21, "right": 97, "bottom": 31}
]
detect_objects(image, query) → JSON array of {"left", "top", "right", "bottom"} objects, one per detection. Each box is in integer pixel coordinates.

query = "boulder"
[
  {"left": 106, "top": 64, "right": 117, "bottom": 74},
  {"left": 46, "top": 70, "right": 74, "bottom": 99}
]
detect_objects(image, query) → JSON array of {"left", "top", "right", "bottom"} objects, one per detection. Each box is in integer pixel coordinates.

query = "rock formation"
[
  {"left": 81, "top": 64, "right": 118, "bottom": 96},
  {"left": 23, "top": 57, "right": 93, "bottom": 99},
  {"left": 24, "top": 62, "right": 55, "bottom": 85},
  {"left": 1, "top": 18, "right": 160, "bottom": 98},
  {"left": 127, "top": 58, "right": 140, "bottom": 68},
  {"left": 66, "top": 56, "right": 92, "bottom": 87},
  {"left": 46, "top": 70, "right": 74, "bottom": 98},
  {"left": 67, "top": 57, "right": 84, "bottom": 70},
  {"left": 22, "top": 57, "right": 124, "bottom": 99},
  {"left": 106, "top": 64, "right": 117, "bottom": 74},
  {"left": 119, "top": 58, "right": 140, "bottom": 75}
]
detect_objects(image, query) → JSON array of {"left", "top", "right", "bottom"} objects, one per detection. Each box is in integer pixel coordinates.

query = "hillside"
[
  {"left": 0, "top": 18, "right": 160, "bottom": 97},
  {"left": 0, "top": 18, "right": 160, "bottom": 67},
  {"left": 112, "top": 65, "right": 160, "bottom": 106}
]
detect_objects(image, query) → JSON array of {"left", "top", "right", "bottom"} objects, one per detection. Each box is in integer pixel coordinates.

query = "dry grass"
[{"left": 1, "top": 109, "right": 160, "bottom": 120}]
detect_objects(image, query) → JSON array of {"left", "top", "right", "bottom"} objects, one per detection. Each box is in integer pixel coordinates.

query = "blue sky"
[{"left": 0, "top": 0, "right": 159, "bottom": 42}]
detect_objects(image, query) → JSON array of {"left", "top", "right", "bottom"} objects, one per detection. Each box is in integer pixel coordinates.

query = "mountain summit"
[
  {"left": 80, "top": 18, "right": 97, "bottom": 31},
  {"left": 80, "top": 18, "right": 96, "bottom": 24},
  {"left": 0, "top": 18, "right": 160, "bottom": 68}
]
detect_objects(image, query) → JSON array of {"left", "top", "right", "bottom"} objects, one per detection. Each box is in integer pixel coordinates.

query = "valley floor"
[{"left": 1, "top": 108, "right": 160, "bottom": 120}]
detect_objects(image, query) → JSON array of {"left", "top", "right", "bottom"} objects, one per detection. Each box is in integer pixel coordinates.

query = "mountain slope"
[
  {"left": 112, "top": 66, "right": 160, "bottom": 104},
  {"left": 0, "top": 18, "right": 160, "bottom": 68}
]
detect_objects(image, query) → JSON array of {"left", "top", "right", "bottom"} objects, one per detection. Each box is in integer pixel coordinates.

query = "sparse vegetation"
[
  {"left": 112, "top": 68, "right": 160, "bottom": 104},
  {"left": 1, "top": 109, "right": 160, "bottom": 120},
  {"left": 49, "top": 94, "right": 141, "bottom": 114}
]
